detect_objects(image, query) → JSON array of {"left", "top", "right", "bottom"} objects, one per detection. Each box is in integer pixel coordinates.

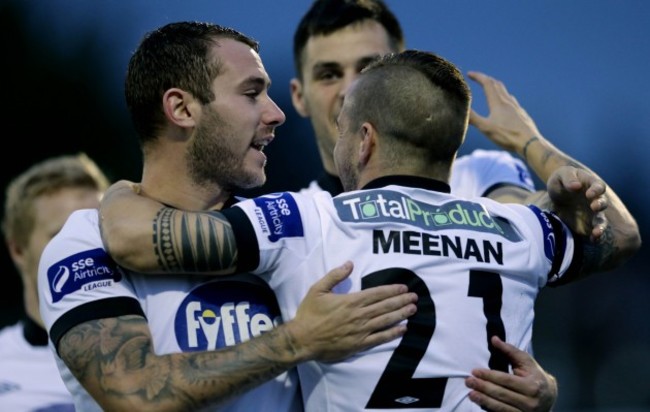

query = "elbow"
[
  {"left": 622, "top": 225, "right": 642, "bottom": 259},
  {"left": 612, "top": 222, "right": 642, "bottom": 268}
]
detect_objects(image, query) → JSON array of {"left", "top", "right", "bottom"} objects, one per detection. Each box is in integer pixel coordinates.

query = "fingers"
[
  {"left": 558, "top": 168, "right": 583, "bottom": 192},
  {"left": 468, "top": 71, "right": 509, "bottom": 107},
  {"left": 490, "top": 336, "right": 532, "bottom": 369},
  {"left": 466, "top": 336, "right": 557, "bottom": 412},
  {"left": 467, "top": 71, "right": 498, "bottom": 113},
  {"left": 321, "top": 261, "right": 417, "bottom": 350},
  {"left": 548, "top": 167, "right": 589, "bottom": 195},
  {"left": 115, "top": 180, "right": 139, "bottom": 192},
  {"left": 469, "top": 108, "right": 486, "bottom": 127},
  {"left": 466, "top": 375, "right": 525, "bottom": 412},
  {"left": 312, "top": 261, "right": 417, "bottom": 332},
  {"left": 589, "top": 194, "right": 608, "bottom": 212},
  {"left": 590, "top": 213, "right": 608, "bottom": 241},
  {"left": 468, "top": 71, "right": 498, "bottom": 90},
  {"left": 345, "top": 293, "right": 416, "bottom": 352},
  {"left": 314, "top": 261, "right": 354, "bottom": 292},
  {"left": 356, "top": 323, "right": 408, "bottom": 351},
  {"left": 359, "top": 293, "right": 417, "bottom": 331},
  {"left": 318, "top": 262, "right": 414, "bottom": 308},
  {"left": 553, "top": 167, "right": 609, "bottom": 209}
]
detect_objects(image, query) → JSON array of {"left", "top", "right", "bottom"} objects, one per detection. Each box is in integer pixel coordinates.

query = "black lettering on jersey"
[{"left": 373, "top": 230, "right": 503, "bottom": 265}]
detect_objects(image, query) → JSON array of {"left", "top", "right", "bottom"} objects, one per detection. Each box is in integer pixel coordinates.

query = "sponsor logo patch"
[
  {"left": 335, "top": 190, "right": 521, "bottom": 241},
  {"left": 47, "top": 248, "right": 120, "bottom": 302},
  {"left": 529, "top": 205, "right": 557, "bottom": 262},
  {"left": 175, "top": 276, "right": 282, "bottom": 351},
  {"left": 252, "top": 192, "right": 303, "bottom": 242}
]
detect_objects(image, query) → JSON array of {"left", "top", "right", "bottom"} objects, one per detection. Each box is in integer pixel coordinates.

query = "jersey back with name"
[{"left": 234, "top": 184, "right": 576, "bottom": 411}]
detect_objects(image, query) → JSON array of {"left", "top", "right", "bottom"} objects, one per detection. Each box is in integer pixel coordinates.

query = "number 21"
[{"left": 362, "top": 268, "right": 507, "bottom": 409}]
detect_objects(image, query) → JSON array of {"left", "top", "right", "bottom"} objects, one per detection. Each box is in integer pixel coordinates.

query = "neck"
[
  {"left": 140, "top": 158, "right": 231, "bottom": 211},
  {"left": 357, "top": 164, "right": 450, "bottom": 191}
]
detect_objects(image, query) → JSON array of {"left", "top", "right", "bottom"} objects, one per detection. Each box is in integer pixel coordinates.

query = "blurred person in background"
[{"left": 0, "top": 153, "right": 109, "bottom": 411}]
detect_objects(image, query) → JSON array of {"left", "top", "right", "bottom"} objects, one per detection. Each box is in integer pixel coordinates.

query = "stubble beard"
[
  {"left": 188, "top": 107, "right": 265, "bottom": 192},
  {"left": 336, "top": 156, "right": 359, "bottom": 193}
]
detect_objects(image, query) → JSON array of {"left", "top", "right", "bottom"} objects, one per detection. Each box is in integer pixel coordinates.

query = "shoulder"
[
  {"left": 237, "top": 191, "right": 320, "bottom": 211},
  {"left": 39, "top": 209, "right": 104, "bottom": 272},
  {"left": 451, "top": 149, "right": 535, "bottom": 197},
  {"left": 454, "top": 149, "right": 528, "bottom": 174},
  {"left": 297, "top": 180, "right": 322, "bottom": 197},
  {"left": 60, "top": 208, "right": 100, "bottom": 232}
]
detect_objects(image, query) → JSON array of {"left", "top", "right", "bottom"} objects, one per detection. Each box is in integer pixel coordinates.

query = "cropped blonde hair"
[{"left": 2, "top": 153, "right": 110, "bottom": 249}]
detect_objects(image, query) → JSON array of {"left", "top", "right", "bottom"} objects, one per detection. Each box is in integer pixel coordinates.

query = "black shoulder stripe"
[
  {"left": 50, "top": 296, "right": 144, "bottom": 355},
  {"left": 221, "top": 206, "right": 260, "bottom": 273},
  {"left": 545, "top": 213, "right": 584, "bottom": 287}
]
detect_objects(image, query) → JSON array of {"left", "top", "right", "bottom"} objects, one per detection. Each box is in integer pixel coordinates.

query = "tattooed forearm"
[
  {"left": 58, "top": 314, "right": 302, "bottom": 409},
  {"left": 580, "top": 226, "right": 617, "bottom": 276},
  {"left": 154, "top": 207, "right": 238, "bottom": 273},
  {"left": 175, "top": 324, "right": 299, "bottom": 400},
  {"left": 59, "top": 316, "right": 187, "bottom": 409}
]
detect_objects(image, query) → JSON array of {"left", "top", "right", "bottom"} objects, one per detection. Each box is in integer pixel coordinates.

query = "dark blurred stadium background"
[{"left": 1, "top": 1, "right": 648, "bottom": 409}]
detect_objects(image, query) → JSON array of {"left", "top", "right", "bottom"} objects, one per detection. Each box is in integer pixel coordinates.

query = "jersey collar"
[
  {"left": 316, "top": 171, "right": 345, "bottom": 197},
  {"left": 361, "top": 175, "right": 451, "bottom": 193}
]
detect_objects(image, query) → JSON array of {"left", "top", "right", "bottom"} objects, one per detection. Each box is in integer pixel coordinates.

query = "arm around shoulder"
[{"left": 99, "top": 180, "right": 239, "bottom": 275}]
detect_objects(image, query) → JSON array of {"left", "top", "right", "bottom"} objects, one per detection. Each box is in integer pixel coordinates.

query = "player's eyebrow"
[
  {"left": 311, "top": 61, "right": 340, "bottom": 74},
  {"left": 239, "top": 75, "right": 271, "bottom": 90},
  {"left": 357, "top": 55, "right": 381, "bottom": 71}
]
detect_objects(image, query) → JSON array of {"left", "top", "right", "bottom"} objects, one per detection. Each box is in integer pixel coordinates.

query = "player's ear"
[
  {"left": 358, "top": 122, "right": 376, "bottom": 166},
  {"left": 6, "top": 239, "right": 27, "bottom": 275},
  {"left": 290, "top": 78, "right": 309, "bottom": 117},
  {"left": 162, "top": 88, "right": 199, "bottom": 128}
]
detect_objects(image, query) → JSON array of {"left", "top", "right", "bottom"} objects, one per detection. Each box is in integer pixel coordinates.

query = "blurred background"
[{"left": 1, "top": 1, "right": 648, "bottom": 410}]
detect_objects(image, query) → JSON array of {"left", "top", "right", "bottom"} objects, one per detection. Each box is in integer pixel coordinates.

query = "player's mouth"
[
  {"left": 251, "top": 136, "right": 274, "bottom": 152},
  {"left": 251, "top": 142, "right": 266, "bottom": 152}
]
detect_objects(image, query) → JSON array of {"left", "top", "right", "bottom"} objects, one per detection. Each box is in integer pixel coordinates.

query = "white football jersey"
[
  {"left": 224, "top": 176, "right": 579, "bottom": 411},
  {"left": 0, "top": 321, "right": 74, "bottom": 411},
  {"left": 38, "top": 209, "right": 301, "bottom": 412},
  {"left": 300, "top": 149, "right": 536, "bottom": 199},
  {"left": 450, "top": 149, "right": 536, "bottom": 198}
]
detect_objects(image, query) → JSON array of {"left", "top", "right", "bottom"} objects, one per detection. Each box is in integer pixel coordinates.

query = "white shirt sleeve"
[
  {"left": 450, "top": 149, "right": 536, "bottom": 198},
  {"left": 38, "top": 209, "right": 138, "bottom": 342}
]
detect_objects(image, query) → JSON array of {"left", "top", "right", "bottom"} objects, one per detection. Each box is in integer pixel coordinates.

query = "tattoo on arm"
[
  {"left": 59, "top": 316, "right": 185, "bottom": 408},
  {"left": 522, "top": 136, "right": 540, "bottom": 161},
  {"left": 580, "top": 226, "right": 616, "bottom": 277},
  {"left": 537, "top": 144, "right": 582, "bottom": 171},
  {"left": 58, "top": 315, "right": 298, "bottom": 409},
  {"left": 154, "top": 208, "right": 238, "bottom": 273}
]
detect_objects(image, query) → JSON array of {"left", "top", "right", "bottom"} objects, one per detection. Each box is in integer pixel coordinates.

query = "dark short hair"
[
  {"left": 293, "top": 0, "right": 404, "bottom": 79},
  {"left": 125, "top": 21, "right": 259, "bottom": 145},
  {"left": 346, "top": 50, "right": 471, "bottom": 164}
]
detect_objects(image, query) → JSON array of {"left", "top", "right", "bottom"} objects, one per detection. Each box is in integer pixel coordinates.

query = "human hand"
[
  {"left": 468, "top": 71, "right": 542, "bottom": 154},
  {"left": 288, "top": 261, "right": 417, "bottom": 363},
  {"left": 99, "top": 179, "right": 166, "bottom": 272},
  {"left": 465, "top": 336, "right": 557, "bottom": 412},
  {"left": 547, "top": 166, "right": 608, "bottom": 241},
  {"left": 103, "top": 179, "right": 141, "bottom": 198}
]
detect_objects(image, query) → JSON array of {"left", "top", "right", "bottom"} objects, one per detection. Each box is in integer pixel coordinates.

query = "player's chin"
[{"left": 238, "top": 167, "right": 267, "bottom": 190}]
